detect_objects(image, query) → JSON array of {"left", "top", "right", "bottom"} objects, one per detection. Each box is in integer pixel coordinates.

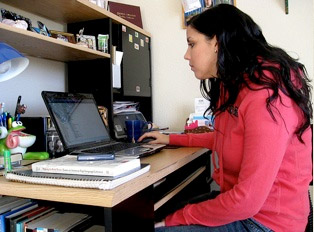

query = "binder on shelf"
[{"left": 5, "top": 164, "right": 150, "bottom": 190}]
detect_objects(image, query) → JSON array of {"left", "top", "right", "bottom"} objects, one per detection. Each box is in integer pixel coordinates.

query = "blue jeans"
[{"left": 155, "top": 218, "right": 273, "bottom": 232}]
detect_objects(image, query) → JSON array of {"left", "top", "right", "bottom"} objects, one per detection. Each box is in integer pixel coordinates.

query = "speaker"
[
  {"left": 20, "top": 116, "right": 51, "bottom": 152},
  {"left": 113, "top": 111, "right": 146, "bottom": 140}
]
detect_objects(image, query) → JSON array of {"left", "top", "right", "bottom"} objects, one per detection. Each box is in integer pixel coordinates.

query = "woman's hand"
[{"left": 138, "top": 131, "right": 170, "bottom": 144}]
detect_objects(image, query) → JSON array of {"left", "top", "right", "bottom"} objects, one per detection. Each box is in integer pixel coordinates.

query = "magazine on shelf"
[
  {"left": 113, "top": 101, "right": 139, "bottom": 114},
  {"left": 5, "top": 164, "right": 150, "bottom": 190}
]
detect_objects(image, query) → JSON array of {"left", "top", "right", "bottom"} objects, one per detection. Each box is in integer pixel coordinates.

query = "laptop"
[{"left": 41, "top": 91, "right": 165, "bottom": 158}]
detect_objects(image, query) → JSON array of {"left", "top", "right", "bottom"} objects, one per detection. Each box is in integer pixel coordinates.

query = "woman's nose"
[{"left": 184, "top": 50, "right": 190, "bottom": 60}]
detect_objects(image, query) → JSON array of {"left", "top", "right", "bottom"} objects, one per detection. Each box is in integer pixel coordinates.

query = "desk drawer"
[{"left": 153, "top": 151, "right": 211, "bottom": 218}]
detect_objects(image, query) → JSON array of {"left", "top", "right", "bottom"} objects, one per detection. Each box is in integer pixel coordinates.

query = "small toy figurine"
[
  {"left": 76, "top": 28, "right": 88, "bottom": 48},
  {"left": 0, "top": 121, "right": 36, "bottom": 156}
]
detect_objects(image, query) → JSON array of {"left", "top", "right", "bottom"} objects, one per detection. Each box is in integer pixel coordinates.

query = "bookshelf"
[
  {"left": 0, "top": 0, "right": 150, "bottom": 35},
  {"left": 0, "top": 0, "right": 150, "bottom": 62},
  {"left": 0, "top": 23, "right": 109, "bottom": 62},
  {"left": 0, "top": 0, "right": 153, "bottom": 136}
]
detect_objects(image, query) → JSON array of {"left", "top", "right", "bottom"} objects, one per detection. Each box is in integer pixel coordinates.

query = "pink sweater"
[{"left": 165, "top": 83, "right": 312, "bottom": 231}]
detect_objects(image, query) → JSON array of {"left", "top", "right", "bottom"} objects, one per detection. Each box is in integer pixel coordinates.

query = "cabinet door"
[{"left": 121, "top": 26, "right": 151, "bottom": 97}]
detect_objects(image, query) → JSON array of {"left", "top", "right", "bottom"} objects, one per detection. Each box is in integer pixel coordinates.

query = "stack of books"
[
  {"left": 5, "top": 155, "right": 150, "bottom": 190},
  {"left": 0, "top": 196, "right": 105, "bottom": 232}
]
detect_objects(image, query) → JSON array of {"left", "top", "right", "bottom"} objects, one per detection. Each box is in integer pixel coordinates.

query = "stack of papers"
[{"left": 113, "top": 101, "right": 139, "bottom": 114}]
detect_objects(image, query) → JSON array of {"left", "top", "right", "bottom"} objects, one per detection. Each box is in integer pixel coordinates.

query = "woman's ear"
[{"left": 213, "top": 35, "right": 218, "bottom": 53}]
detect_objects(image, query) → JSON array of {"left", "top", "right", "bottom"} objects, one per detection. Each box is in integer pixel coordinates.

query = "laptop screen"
[{"left": 42, "top": 91, "right": 111, "bottom": 150}]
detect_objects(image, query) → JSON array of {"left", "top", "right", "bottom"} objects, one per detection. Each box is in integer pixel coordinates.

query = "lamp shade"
[{"left": 0, "top": 42, "right": 29, "bottom": 82}]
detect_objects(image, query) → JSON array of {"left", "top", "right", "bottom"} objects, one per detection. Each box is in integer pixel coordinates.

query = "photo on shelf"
[
  {"left": 50, "top": 30, "right": 76, "bottom": 44},
  {"left": 76, "top": 28, "right": 97, "bottom": 50},
  {"left": 181, "top": 0, "right": 236, "bottom": 28},
  {"left": 80, "top": 35, "right": 96, "bottom": 50}
]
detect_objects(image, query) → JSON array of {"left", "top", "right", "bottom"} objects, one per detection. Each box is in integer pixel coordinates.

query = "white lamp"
[{"left": 0, "top": 42, "right": 29, "bottom": 82}]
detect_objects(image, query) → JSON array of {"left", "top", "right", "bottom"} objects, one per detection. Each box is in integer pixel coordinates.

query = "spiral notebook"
[{"left": 5, "top": 164, "right": 150, "bottom": 190}]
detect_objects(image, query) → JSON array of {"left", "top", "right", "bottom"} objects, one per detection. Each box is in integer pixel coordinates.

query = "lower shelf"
[{"left": 154, "top": 166, "right": 206, "bottom": 211}]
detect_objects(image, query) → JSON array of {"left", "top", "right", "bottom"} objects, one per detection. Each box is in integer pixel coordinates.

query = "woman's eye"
[{"left": 188, "top": 43, "right": 194, "bottom": 48}]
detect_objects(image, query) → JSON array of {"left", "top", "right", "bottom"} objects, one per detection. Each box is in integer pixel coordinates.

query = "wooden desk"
[{"left": 0, "top": 147, "right": 209, "bottom": 232}]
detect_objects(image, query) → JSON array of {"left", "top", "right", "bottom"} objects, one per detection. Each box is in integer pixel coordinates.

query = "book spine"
[
  {"left": 32, "top": 165, "right": 118, "bottom": 176},
  {"left": 36, "top": 228, "right": 57, "bottom": 232},
  {"left": 0, "top": 214, "right": 3, "bottom": 232},
  {"left": 32, "top": 158, "right": 140, "bottom": 177}
]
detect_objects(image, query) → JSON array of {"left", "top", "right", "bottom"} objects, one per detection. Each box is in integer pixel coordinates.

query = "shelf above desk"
[
  {"left": 0, "top": 23, "right": 110, "bottom": 62},
  {"left": 0, "top": 0, "right": 151, "bottom": 37}
]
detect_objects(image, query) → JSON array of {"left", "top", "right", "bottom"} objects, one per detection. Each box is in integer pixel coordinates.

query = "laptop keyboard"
[{"left": 82, "top": 142, "right": 139, "bottom": 154}]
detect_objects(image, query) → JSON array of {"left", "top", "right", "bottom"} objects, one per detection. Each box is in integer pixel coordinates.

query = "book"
[
  {"left": 83, "top": 225, "right": 105, "bottom": 232},
  {"left": 0, "top": 201, "right": 36, "bottom": 232},
  {"left": 107, "top": 1, "right": 143, "bottom": 28},
  {"left": 9, "top": 206, "right": 51, "bottom": 232},
  {"left": 24, "top": 210, "right": 58, "bottom": 232},
  {"left": 23, "top": 210, "right": 59, "bottom": 232},
  {"left": 0, "top": 196, "right": 20, "bottom": 207},
  {"left": 31, "top": 155, "right": 140, "bottom": 177},
  {"left": 22, "top": 208, "right": 57, "bottom": 232},
  {"left": 25, "top": 212, "right": 89, "bottom": 232},
  {"left": 3, "top": 202, "right": 38, "bottom": 232},
  {"left": 0, "top": 197, "right": 31, "bottom": 215},
  {"left": 66, "top": 215, "right": 93, "bottom": 232},
  {"left": 5, "top": 164, "right": 150, "bottom": 190}
]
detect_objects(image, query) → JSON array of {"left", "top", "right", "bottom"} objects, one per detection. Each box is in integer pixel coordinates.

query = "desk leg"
[{"left": 104, "top": 186, "right": 154, "bottom": 232}]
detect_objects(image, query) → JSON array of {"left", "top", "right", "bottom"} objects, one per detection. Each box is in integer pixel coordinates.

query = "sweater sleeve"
[
  {"left": 169, "top": 132, "right": 214, "bottom": 150},
  {"left": 165, "top": 90, "right": 306, "bottom": 227}
]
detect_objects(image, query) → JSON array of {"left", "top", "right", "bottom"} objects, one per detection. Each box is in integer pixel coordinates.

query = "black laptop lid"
[{"left": 41, "top": 91, "right": 111, "bottom": 150}]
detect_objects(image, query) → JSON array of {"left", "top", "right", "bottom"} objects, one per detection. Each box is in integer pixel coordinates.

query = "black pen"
[
  {"left": 14, "top": 95, "right": 21, "bottom": 120},
  {"left": 76, "top": 153, "right": 115, "bottom": 161},
  {"left": 151, "top": 127, "right": 169, "bottom": 131}
]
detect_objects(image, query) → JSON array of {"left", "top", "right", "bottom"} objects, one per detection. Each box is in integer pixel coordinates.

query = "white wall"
[
  {"left": 0, "top": 3, "right": 66, "bottom": 117},
  {"left": 0, "top": 1, "right": 313, "bottom": 131},
  {"left": 129, "top": 0, "right": 314, "bottom": 131}
]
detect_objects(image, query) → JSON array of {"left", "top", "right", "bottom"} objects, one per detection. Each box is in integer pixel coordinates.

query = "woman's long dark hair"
[{"left": 188, "top": 4, "right": 312, "bottom": 142}]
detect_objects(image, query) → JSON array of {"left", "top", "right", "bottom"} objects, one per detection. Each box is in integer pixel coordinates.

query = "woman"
[{"left": 139, "top": 4, "right": 312, "bottom": 232}]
